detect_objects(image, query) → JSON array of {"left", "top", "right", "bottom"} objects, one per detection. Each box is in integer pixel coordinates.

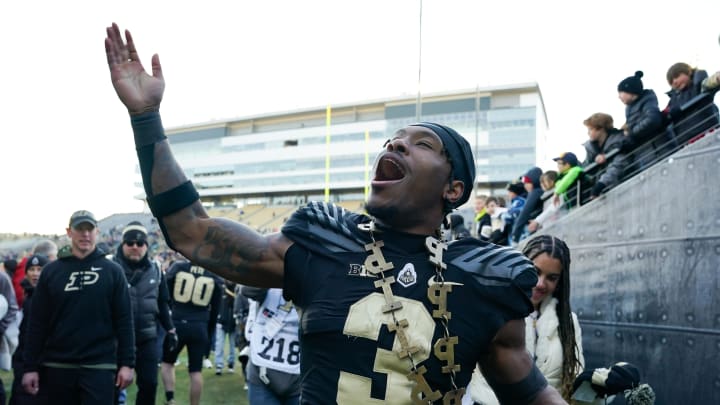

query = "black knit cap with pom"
[{"left": 618, "top": 71, "right": 644, "bottom": 95}]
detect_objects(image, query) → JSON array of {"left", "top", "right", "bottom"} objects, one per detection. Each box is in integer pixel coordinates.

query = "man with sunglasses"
[{"left": 114, "top": 221, "right": 176, "bottom": 405}]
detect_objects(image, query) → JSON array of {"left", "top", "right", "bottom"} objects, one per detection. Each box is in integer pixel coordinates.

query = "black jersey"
[
  {"left": 165, "top": 261, "right": 223, "bottom": 323},
  {"left": 281, "top": 202, "right": 536, "bottom": 404}
]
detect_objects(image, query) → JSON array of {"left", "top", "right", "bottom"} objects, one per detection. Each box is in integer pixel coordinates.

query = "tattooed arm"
[{"left": 105, "top": 23, "right": 290, "bottom": 287}]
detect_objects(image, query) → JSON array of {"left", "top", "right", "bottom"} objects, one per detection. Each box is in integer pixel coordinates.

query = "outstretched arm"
[
  {"left": 105, "top": 23, "right": 290, "bottom": 287},
  {"left": 479, "top": 319, "right": 567, "bottom": 404}
]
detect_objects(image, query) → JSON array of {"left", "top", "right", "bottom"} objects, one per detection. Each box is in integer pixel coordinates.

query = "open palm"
[{"left": 105, "top": 23, "right": 164, "bottom": 114}]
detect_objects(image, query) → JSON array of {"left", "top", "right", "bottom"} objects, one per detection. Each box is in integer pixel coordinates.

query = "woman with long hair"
[{"left": 465, "top": 234, "right": 584, "bottom": 403}]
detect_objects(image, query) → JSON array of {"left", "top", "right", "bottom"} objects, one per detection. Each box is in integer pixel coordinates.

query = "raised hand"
[{"left": 105, "top": 23, "right": 165, "bottom": 114}]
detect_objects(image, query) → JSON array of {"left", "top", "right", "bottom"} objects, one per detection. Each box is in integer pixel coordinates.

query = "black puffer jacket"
[
  {"left": 624, "top": 89, "right": 663, "bottom": 146},
  {"left": 114, "top": 245, "right": 174, "bottom": 343}
]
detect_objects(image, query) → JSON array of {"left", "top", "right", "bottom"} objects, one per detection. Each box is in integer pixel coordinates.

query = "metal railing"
[{"left": 566, "top": 90, "right": 719, "bottom": 209}]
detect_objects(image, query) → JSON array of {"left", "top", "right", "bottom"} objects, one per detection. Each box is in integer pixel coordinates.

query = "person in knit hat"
[
  {"left": 9, "top": 254, "right": 48, "bottom": 404},
  {"left": 114, "top": 220, "right": 176, "bottom": 405},
  {"left": 497, "top": 179, "right": 527, "bottom": 246},
  {"left": 617, "top": 71, "right": 663, "bottom": 167},
  {"left": 511, "top": 167, "right": 544, "bottom": 244}
]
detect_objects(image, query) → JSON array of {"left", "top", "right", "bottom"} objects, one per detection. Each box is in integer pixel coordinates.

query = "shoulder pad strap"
[{"left": 282, "top": 201, "right": 368, "bottom": 254}]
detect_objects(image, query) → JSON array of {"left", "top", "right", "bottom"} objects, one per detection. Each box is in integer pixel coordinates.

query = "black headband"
[{"left": 410, "top": 122, "right": 475, "bottom": 207}]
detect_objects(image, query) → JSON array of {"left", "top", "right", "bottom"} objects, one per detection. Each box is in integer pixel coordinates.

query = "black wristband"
[
  {"left": 131, "top": 111, "right": 167, "bottom": 148},
  {"left": 147, "top": 181, "right": 200, "bottom": 218},
  {"left": 486, "top": 363, "right": 548, "bottom": 404}
]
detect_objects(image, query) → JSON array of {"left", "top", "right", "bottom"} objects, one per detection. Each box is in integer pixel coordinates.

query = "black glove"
[
  {"left": 163, "top": 331, "right": 179, "bottom": 357},
  {"left": 591, "top": 181, "right": 606, "bottom": 198},
  {"left": 668, "top": 106, "right": 682, "bottom": 121}
]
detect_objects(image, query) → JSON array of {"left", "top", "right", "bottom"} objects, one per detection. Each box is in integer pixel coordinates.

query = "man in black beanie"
[
  {"left": 114, "top": 221, "right": 176, "bottom": 405},
  {"left": 617, "top": 71, "right": 663, "bottom": 164},
  {"left": 106, "top": 23, "right": 567, "bottom": 404}
]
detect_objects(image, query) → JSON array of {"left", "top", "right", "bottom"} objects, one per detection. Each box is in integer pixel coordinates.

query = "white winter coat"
[{"left": 463, "top": 297, "right": 584, "bottom": 404}]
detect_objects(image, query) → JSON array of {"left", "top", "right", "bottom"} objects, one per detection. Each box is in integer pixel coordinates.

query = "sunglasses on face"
[{"left": 125, "top": 241, "right": 146, "bottom": 247}]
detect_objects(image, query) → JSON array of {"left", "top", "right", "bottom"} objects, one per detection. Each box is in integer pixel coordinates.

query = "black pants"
[
  {"left": 134, "top": 338, "right": 161, "bottom": 405},
  {"left": 39, "top": 367, "right": 115, "bottom": 405}
]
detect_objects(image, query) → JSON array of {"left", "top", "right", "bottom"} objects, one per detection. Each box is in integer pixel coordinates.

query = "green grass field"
[{"left": 1, "top": 346, "right": 250, "bottom": 405}]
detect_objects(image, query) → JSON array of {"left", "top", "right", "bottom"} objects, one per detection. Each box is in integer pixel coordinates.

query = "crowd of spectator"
[{"left": 471, "top": 63, "right": 720, "bottom": 246}]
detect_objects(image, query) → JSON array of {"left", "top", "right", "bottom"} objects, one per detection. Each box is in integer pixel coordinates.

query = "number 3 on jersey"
[
  {"left": 338, "top": 293, "right": 435, "bottom": 404},
  {"left": 173, "top": 270, "right": 215, "bottom": 306}
]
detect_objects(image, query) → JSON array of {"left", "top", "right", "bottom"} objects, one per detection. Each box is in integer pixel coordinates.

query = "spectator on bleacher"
[
  {"left": 528, "top": 171, "right": 559, "bottom": 234},
  {"left": 664, "top": 62, "right": 720, "bottom": 141},
  {"left": 582, "top": 113, "right": 627, "bottom": 198},
  {"left": 665, "top": 63, "right": 718, "bottom": 118},
  {"left": 617, "top": 71, "right": 663, "bottom": 169},
  {"left": 511, "top": 167, "right": 544, "bottom": 245},
  {"left": 552, "top": 152, "right": 584, "bottom": 209},
  {"left": 474, "top": 194, "right": 490, "bottom": 238},
  {"left": 479, "top": 196, "right": 504, "bottom": 242},
  {"left": 492, "top": 180, "right": 526, "bottom": 246},
  {"left": 619, "top": 71, "right": 663, "bottom": 144},
  {"left": 540, "top": 171, "right": 557, "bottom": 194}
]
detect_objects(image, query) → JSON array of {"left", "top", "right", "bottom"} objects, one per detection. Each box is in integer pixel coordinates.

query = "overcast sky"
[{"left": 1, "top": 0, "right": 718, "bottom": 234}]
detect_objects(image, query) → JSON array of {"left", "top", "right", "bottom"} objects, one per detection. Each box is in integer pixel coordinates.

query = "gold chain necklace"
[{"left": 358, "top": 220, "right": 465, "bottom": 404}]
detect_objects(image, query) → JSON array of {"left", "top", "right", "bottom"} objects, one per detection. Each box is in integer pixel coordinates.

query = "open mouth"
[{"left": 374, "top": 156, "right": 406, "bottom": 182}]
